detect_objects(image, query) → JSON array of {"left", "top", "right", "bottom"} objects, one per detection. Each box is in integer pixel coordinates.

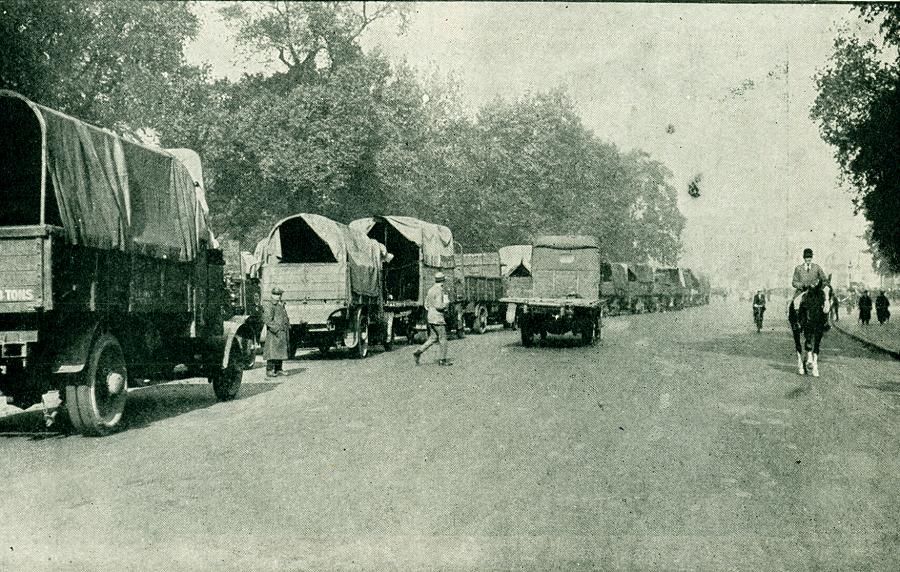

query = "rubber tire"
[
  {"left": 212, "top": 344, "right": 242, "bottom": 401},
  {"left": 455, "top": 306, "right": 466, "bottom": 339},
  {"left": 521, "top": 321, "right": 534, "bottom": 347},
  {"left": 65, "top": 333, "right": 128, "bottom": 437},
  {"left": 354, "top": 309, "right": 369, "bottom": 359},
  {"left": 383, "top": 314, "right": 394, "bottom": 352},
  {"left": 580, "top": 318, "right": 594, "bottom": 346},
  {"left": 473, "top": 305, "right": 488, "bottom": 334}
]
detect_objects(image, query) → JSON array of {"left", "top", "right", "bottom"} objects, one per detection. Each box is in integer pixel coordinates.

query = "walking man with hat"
[
  {"left": 263, "top": 286, "right": 291, "bottom": 377},
  {"left": 414, "top": 272, "right": 453, "bottom": 366}
]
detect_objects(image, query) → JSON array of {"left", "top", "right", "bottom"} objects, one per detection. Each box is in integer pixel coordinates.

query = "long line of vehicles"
[{"left": 0, "top": 91, "right": 709, "bottom": 435}]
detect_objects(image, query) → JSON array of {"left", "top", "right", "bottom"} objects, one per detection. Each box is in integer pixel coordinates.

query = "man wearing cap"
[
  {"left": 263, "top": 286, "right": 291, "bottom": 377},
  {"left": 791, "top": 248, "right": 827, "bottom": 306},
  {"left": 414, "top": 272, "right": 452, "bottom": 366}
]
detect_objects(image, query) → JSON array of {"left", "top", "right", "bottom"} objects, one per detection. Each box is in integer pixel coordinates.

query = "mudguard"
[
  {"left": 49, "top": 320, "right": 101, "bottom": 374},
  {"left": 222, "top": 315, "right": 259, "bottom": 368}
]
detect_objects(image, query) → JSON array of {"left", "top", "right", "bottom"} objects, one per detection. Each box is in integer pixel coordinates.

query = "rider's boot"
[
  {"left": 811, "top": 354, "right": 819, "bottom": 378},
  {"left": 797, "top": 352, "right": 805, "bottom": 375}
]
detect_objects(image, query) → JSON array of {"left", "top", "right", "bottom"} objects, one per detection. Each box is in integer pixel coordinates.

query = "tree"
[
  {"left": 811, "top": 5, "right": 900, "bottom": 272},
  {"left": 0, "top": 0, "right": 201, "bottom": 130}
]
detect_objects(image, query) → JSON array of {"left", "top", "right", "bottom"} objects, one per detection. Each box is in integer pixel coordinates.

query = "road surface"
[{"left": 1, "top": 298, "right": 898, "bottom": 570}]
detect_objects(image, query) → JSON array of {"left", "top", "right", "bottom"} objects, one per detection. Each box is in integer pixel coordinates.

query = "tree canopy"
[
  {"left": 811, "top": 5, "right": 900, "bottom": 273},
  {"left": 2, "top": 0, "right": 685, "bottom": 265}
]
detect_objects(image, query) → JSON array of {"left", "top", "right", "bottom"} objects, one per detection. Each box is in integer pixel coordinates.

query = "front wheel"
[
  {"left": 473, "top": 305, "right": 488, "bottom": 334},
  {"left": 65, "top": 333, "right": 128, "bottom": 436},
  {"left": 354, "top": 308, "right": 369, "bottom": 359},
  {"left": 383, "top": 313, "right": 395, "bottom": 352},
  {"left": 455, "top": 305, "right": 466, "bottom": 339},
  {"left": 212, "top": 345, "right": 243, "bottom": 402}
]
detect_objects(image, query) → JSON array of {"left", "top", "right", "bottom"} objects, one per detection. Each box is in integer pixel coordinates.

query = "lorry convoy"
[{"left": 0, "top": 90, "right": 711, "bottom": 434}]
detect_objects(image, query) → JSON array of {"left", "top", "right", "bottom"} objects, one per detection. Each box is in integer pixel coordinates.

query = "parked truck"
[
  {"left": 350, "top": 215, "right": 465, "bottom": 341},
  {"left": 457, "top": 252, "right": 505, "bottom": 334},
  {"left": 499, "top": 245, "right": 533, "bottom": 326},
  {"left": 501, "top": 236, "right": 602, "bottom": 346},
  {"left": 258, "top": 214, "right": 390, "bottom": 358},
  {"left": 222, "top": 240, "right": 262, "bottom": 368},
  {"left": 0, "top": 91, "right": 244, "bottom": 435},
  {"left": 654, "top": 266, "right": 688, "bottom": 310}
]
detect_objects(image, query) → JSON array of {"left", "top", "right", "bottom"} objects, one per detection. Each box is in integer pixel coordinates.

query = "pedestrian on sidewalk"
[
  {"left": 858, "top": 290, "right": 873, "bottom": 326},
  {"left": 875, "top": 291, "right": 891, "bottom": 324},
  {"left": 414, "top": 272, "right": 453, "bottom": 366},
  {"left": 263, "top": 286, "right": 291, "bottom": 377}
]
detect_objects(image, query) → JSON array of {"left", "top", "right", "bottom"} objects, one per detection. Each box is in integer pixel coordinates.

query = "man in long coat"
[
  {"left": 858, "top": 290, "right": 873, "bottom": 325},
  {"left": 875, "top": 291, "right": 891, "bottom": 324},
  {"left": 263, "top": 286, "right": 291, "bottom": 376}
]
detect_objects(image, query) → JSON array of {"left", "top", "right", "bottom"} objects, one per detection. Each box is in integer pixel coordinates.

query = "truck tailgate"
[
  {"left": 0, "top": 234, "right": 45, "bottom": 312},
  {"left": 264, "top": 263, "right": 347, "bottom": 325}
]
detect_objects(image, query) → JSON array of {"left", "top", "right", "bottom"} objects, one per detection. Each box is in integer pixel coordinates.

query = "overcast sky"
[{"left": 185, "top": 2, "right": 880, "bottom": 288}]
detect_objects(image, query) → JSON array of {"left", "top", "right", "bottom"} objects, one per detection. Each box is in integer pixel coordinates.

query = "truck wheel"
[
  {"left": 354, "top": 309, "right": 369, "bottom": 359},
  {"left": 383, "top": 314, "right": 395, "bottom": 352},
  {"left": 455, "top": 306, "right": 466, "bottom": 339},
  {"left": 520, "top": 321, "right": 534, "bottom": 347},
  {"left": 65, "top": 333, "right": 128, "bottom": 436},
  {"left": 580, "top": 319, "right": 594, "bottom": 345},
  {"left": 473, "top": 305, "right": 488, "bottom": 334},
  {"left": 238, "top": 331, "right": 258, "bottom": 369},
  {"left": 212, "top": 344, "right": 242, "bottom": 401}
]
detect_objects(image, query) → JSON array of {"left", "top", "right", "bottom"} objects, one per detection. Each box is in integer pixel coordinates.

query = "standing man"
[
  {"left": 414, "top": 272, "right": 452, "bottom": 366},
  {"left": 875, "top": 290, "right": 891, "bottom": 324},
  {"left": 858, "top": 290, "right": 873, "bottom": 325},
  {"left": 263, "top": 286, "right": 291, "bottom": 377}
]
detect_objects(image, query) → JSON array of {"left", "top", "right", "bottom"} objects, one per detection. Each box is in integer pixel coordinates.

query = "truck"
[
  {"left": 222, "top": 240, "right": 262, "bottom": 368},
  {"left": 654, "top": 266, "right": 688, "bottom": 310},
  {"left": 499, "top": 245, "right": 533, "bottom": 326},
  {"left": 349, "top": 215, "right": 465, "bottom": 341},
  {"left": 0, "top": 91, "right": 244, "bottom": 435},
  {"left": 258, "top": 214, "right": 390, "bottom": 358},
  {"left": 457, "top": 252, "right": 505, "bottom": 334},
  {"left": 501, "top": 236, "right": 602, "bottom": 346}
]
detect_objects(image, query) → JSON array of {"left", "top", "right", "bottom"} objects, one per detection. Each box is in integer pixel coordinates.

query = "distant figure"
[
  {"left": 263, "top": 286, "right": 291, "bottom": 377},
  {"left": 752, "top": 289, "right": 766, "bottom": 332},
  {"left": 875, "top": 291, "right": 891, "bottom": 324},
  {"left": 829, "top": 293, "right": 840, "bottom": 322},
  {"left": 858, "top": 290, "right": 873, "bottom": 326}
]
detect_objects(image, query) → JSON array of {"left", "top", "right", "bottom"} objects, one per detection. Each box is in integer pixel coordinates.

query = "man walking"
[
  {"left": 263, "top": 286, "right": 291, "bottom": 377},
  {"left": 414, "top": 272, "right": 453, "bottom": 366},
  {"left": 875, "top": 290, "right": 891, "bottom": 324}
]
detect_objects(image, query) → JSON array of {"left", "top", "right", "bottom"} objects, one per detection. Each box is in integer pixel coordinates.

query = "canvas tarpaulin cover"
[
  {"left": 263, "top": 214, "right": 384, "bottom": 298},
  {"left": 22, "top": 93, "right": 210, "bottom": 262},
  {"left": 349, "top": 215, "right": 454, "bottom": 267},
  {"left": 499, "top": 245, "right": 532, "bottom": 277}
]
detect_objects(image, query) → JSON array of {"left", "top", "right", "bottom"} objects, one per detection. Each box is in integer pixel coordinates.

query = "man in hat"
[
  {"left": 414, "top": 272, "right": 452, "bottom": 366},
  {"left": 791, "top": 248, "right": 827, "bottom": 307},
  {"left": 263, "top": 286, "right": 291, "bottom": 377}
]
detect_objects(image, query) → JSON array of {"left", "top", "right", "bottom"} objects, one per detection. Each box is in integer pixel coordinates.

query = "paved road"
[{"left": 1, "top": 299, "right": 898, "bottom": 571}]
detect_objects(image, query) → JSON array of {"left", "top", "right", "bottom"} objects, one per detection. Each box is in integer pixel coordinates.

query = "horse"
[{"left": 787, "top": 276, "right": 833, "bottom": 377}]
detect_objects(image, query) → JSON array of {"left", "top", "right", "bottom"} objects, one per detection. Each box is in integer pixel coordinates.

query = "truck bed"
[{"left": 500, "top": 296, "right": 600, "bottom": 309}]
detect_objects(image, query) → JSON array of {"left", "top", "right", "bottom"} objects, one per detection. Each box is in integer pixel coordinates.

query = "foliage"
[
  {"left": 0, "top": 0, "right": 200, "bottom": 129},
  {"left": 811, "top": 5, "right": 900, "bottom": 272}
]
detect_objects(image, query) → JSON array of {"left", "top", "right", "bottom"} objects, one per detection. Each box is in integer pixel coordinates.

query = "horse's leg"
[{"left": 789, "top": 305, "right": 805, "bottom": 374}]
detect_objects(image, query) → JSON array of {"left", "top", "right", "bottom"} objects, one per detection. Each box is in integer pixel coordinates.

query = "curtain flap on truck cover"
[
  {"left": 350, "top": 216, "right": 454, "bottom": 268},
  {"left": 499, "top": 245, "right": 532, "bottom": 277},
  {"left": 266, "top": 214, "right": 383, "bottom": 298},
  {"left": 40, "top": 106, "right": 208, "bottom": 261}
]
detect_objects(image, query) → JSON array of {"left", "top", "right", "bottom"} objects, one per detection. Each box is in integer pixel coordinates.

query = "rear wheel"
[
  {"left": 354, "top": 309, "right": 369, "bottom": 359},
  {"left": 212, "top": 344, "right": 242, "bottom": 401},
  {"left": 580, "top": 317, "right": 594, "bottom": 345},
  {"left": 520, "top": 318, "right": 534, "bottom": 347},
  {"left": 455, "top": 305, "right": 466, "bottom": 339},
  {"left": 65, "top": 333, "right": 128, "bottom": 436},
  {"left": 473, "top": 305, "right": 488, "bottom": 334},
  {"left": 383, "top": 313, "right": 395, "bottom": 352}
]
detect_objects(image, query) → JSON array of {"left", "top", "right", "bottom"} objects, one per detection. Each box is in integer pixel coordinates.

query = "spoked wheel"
[
  {"left": 383, "top": 313, "right": 395, "bottom": 352},
  {"left": 354, "top": 308, "right": 369, "bottom": 359},
  {"left": 212, "top": 344, "right": 243, "bottom": 402},
  {"left": 473, "top": 305, "right": 488, "bottom": 334},
  {"left": 455, "top": 305, "right": 466, "bottom": 339},
  {"left": 238, "top": 332, "right": 258, "bottom": 369},
  {"left": 65, "top": 333, "right": 128, "bottom": 436}
]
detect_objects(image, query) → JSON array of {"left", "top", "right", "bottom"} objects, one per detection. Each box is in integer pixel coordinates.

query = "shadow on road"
[
  {"left": 857, "top": 380, "right": 900, "bottom": 395},
  {"left": 0, "top": 381, "right": 280, "bottom": 440}
]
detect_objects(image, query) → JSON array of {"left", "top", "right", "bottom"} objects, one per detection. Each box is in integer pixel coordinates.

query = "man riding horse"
[{"left": 788, "top": 248, "right": 831, "bottom": 377}]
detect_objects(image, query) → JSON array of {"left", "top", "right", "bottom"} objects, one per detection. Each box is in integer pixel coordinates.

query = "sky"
[{"left": 184, "top": 2, "right": 882, "bottom": 289}]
